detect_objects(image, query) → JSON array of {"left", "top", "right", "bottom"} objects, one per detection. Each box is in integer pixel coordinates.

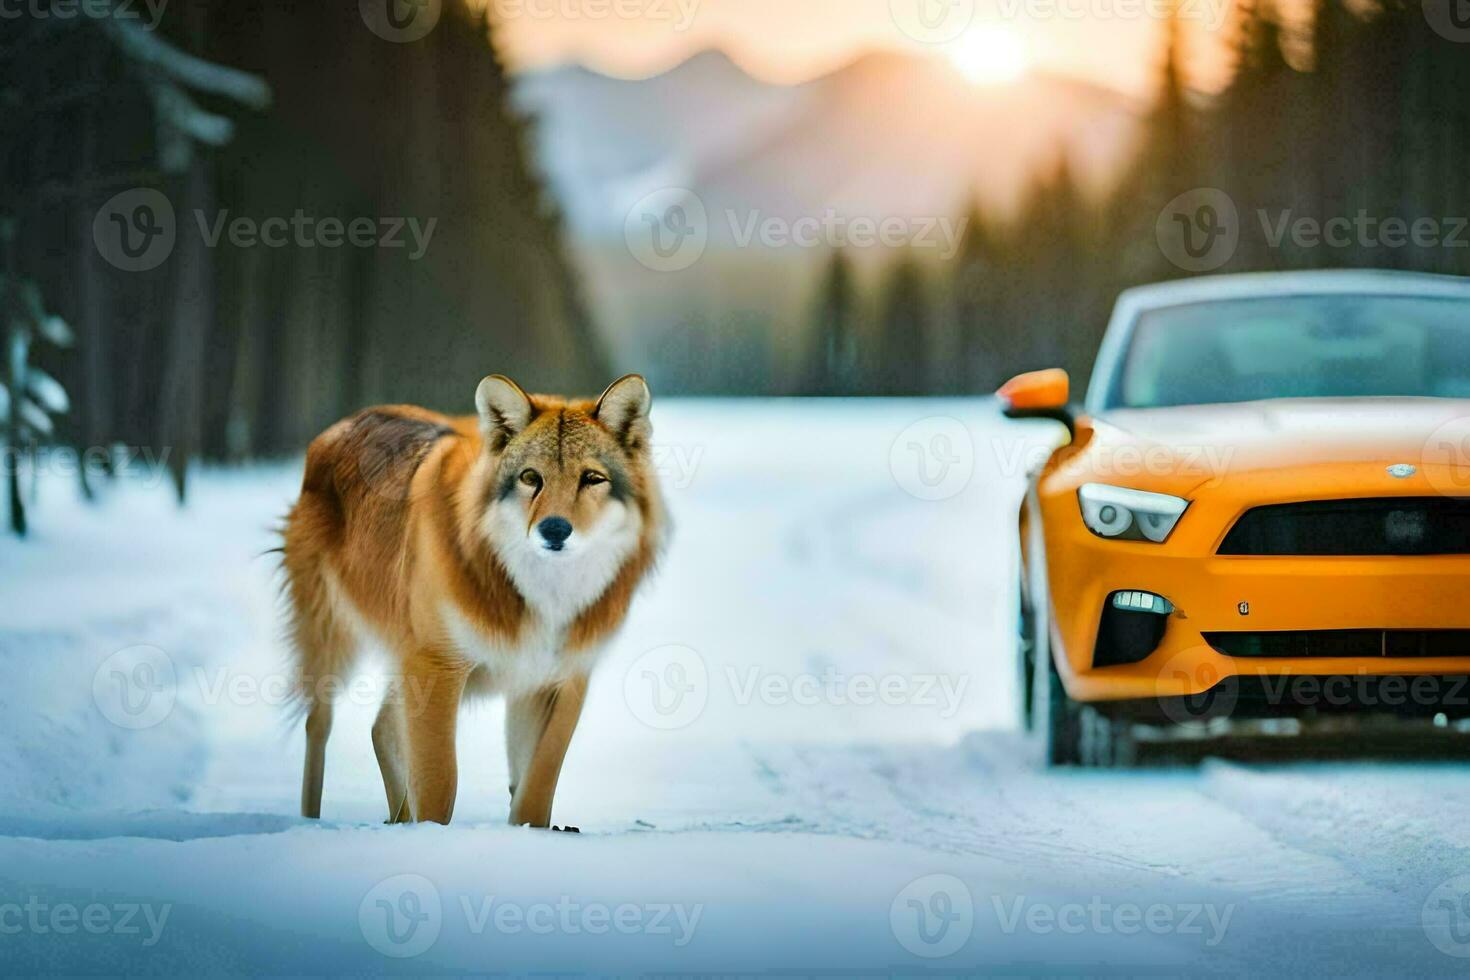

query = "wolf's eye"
[
  {"left": 580, "top": 471, "right": 608, "bottom": 488},
  {"left": 519, "top": 469, "right": 542, "bottom": 489}
]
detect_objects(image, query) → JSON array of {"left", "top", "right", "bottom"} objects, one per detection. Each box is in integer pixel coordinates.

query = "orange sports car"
[{"left": 1002, "top": 270, "right": 1470, "bottom": 766}]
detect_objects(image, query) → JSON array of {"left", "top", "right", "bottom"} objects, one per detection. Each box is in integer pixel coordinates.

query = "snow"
[{"left": 2, "top": 399, "right": 1469, "bottom": 975}]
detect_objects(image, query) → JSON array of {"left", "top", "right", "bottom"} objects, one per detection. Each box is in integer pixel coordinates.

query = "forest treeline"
[
  {"left": 804, "top": 0, "right": 1470, "bottom": 395},
  {"left": 3, "top": 0, "right": 599, "bottom": 516}
]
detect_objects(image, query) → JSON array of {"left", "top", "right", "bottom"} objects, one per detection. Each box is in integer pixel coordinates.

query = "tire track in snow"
[
  {"left": 742, "top": 738, "right": 1194, "bottom": 884},
  {"left": 745, "top": 732, "right": 1418, "bottom": 921},
  {"left": 961, "top": 740, "right": 1397, "bottom": 911},
  {"left": 1199, "top": 760, "right": 1470, "bottom": 911}
]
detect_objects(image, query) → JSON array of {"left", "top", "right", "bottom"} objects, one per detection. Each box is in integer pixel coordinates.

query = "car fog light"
[
  {"left": 1111, "top": 591, "right": 1175, "bottom": 615},
  {"left": 1094, "top": 590, "right": 1176, "bottom": 668}
]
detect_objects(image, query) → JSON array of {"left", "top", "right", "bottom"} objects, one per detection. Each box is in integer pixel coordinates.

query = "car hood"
[{"left": 1079, "top": 397, "right": 1470, "bottom": 494}]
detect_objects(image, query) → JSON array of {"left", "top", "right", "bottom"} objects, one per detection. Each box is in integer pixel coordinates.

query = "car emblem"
[{"left": 1387, "top": 463, "right": 1416, "bottom": 479}]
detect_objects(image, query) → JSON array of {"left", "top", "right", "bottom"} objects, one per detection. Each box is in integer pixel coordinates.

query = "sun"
[{"left": 948, "top": 26, "right": 1032, "bottom": 86}]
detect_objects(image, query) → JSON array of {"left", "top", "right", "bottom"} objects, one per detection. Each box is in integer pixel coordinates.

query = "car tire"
[
  {"left": 1018, "top": 580, "right": 1036, "bottom": 733},
  {"left": 1026, "top": 554, "right": 1083, "bottom": 767},
  {"left": 1041, "top": 652, "right": 1082, "bottom": 766},
  {"left": 1024, "top": 565, "right": 1137, "bottom": 768},
  {"left": 1077, "top": 706, "right": 1137, "bottom": 768}
]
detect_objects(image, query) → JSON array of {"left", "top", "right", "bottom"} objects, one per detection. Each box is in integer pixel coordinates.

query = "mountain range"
[{"left": 510, "top": 49, "right": 1145, "bottom": 388}]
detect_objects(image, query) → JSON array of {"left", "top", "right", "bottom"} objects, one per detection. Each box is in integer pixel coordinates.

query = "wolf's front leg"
[
  {"left": 402, "top": 653, "right": 471, "bottom": 824},
  {"left": 507, "top": 675, "right": 588, "bottom": 828}
]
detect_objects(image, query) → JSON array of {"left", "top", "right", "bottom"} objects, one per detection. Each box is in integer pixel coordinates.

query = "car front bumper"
[{"left": 1042, "top": 465, "right": 1470, "bottom": 704}]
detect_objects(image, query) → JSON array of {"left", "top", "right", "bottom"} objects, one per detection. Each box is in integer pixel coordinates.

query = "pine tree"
[
  {"left": 204, "top": 0, "right": 605, "bottom": 454},
  {"left": 0, "top": 6, "right": 267, "bottom": 524},
  {"left": 0, "top": 220, "right": 73, "bottom": 536},
  {"left": 947, "top": 202, "right": 998, "bottom": 393},
  {"left": 803, "top": 252, "right": 860, "bottom": 395},
  {"left": 1108, "top": 7, "right": 1200, "bottom": 285},
  {"left": 874, "top": 256, "right": 927, "bottom": 396}
]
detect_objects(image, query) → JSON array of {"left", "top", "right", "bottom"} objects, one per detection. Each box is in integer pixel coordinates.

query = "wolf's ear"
[
  {"left": 476, "top": 375, "right": 532, "bottom": 450},
  {"left": 594, "top": 374, "right": 652, "bottom": 449}
]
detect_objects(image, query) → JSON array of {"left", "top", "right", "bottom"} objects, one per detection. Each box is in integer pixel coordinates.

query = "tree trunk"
[
  {"left": 75, "top": 105, "right": 109, "bottom": 499},
  {"left": 157, "top": 160, "right": 211, "bottom": 504},
  {"left": 1, "top": 221, "right": 25, "bottom": 537}
]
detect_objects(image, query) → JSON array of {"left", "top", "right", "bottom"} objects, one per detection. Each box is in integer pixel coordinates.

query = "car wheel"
[
  {"left": 1018, "top": 579, "right": 1036, "bottom": 732},
  {"left": 1022, "top": 496, "right": 1086, "bottom": 767},
  {"left": 1040, "top": 651, "right": 1082, "bottom": 766},
  {"left": 1077, "top": 706, "right": 1137, "bottom": 768}
]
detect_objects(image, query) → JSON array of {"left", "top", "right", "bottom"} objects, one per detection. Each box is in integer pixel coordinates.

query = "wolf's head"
[{"left": 474, "top": 374, "right": 658, "bottom": 618}]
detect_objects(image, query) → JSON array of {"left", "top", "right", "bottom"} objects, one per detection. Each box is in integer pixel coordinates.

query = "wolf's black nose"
[{"left": 538, "top": 517, "right": 573, "bottom": 548}]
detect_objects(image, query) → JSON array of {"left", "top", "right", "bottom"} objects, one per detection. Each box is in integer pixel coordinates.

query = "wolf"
[{"left": 280, "top": 374, "right": 664, "bottom": 827}]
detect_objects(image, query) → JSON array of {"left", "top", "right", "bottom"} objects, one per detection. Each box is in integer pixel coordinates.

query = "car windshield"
[{"left": 1108, "top": 294, "right": 1470, "bottom": 409}]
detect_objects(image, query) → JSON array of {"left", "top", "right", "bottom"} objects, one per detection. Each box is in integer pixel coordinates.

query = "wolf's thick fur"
[{"left": 280, "top": 375, "right": 663, "bottom": 827}]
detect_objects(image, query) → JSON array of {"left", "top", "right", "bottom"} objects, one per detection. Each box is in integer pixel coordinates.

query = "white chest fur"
[{"left": 440, "top": 604, "right": 598, "bottom": 696}]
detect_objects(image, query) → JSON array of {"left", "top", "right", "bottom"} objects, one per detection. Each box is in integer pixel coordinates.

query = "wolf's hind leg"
[
  {"left": 301, "top": 699, "right": 334, "bottom": 819},
  {"left": 373, "top": 681, "right": 411, "bottom": 823},
  {"left": 285, "top": 561, "right": 356, "bottom": 820}
]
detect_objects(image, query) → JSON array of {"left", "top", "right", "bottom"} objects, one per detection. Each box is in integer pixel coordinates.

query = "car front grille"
[
  {"left": 1217, "top": 497, "right": 1470, "bottom": 556},
  {"left": 1204, "top": 629, "right": 1470, "bottom": 658}
]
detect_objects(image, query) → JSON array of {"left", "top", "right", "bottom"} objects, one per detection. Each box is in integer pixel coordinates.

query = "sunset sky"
[{"left": 491, "top": 0, "right": 1239, "bottom": 95}]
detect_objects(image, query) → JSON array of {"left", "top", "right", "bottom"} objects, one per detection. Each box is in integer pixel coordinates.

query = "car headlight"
[{"left": 1077, "top": 484, "right": 1189, "bottom": 543}]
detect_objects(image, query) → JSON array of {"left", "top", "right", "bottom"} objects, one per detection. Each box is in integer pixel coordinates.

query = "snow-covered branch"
[{"left": 99, "top": 17, "right": 271, "bottom": 111}]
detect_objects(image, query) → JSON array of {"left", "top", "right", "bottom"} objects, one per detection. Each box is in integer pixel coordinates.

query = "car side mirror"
[{"left": 998, "top": 368, "right": 1077, "bottom": 438}]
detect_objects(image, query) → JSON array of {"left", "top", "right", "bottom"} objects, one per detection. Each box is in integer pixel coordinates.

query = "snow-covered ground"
[{"left": 3, "top": 400, "right": 1470, "bottom": 976}]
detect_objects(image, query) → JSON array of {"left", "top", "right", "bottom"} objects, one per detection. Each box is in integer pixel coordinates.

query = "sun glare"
[{"left": 948, "top": 26, "right": 1032, "bottom": 86}]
